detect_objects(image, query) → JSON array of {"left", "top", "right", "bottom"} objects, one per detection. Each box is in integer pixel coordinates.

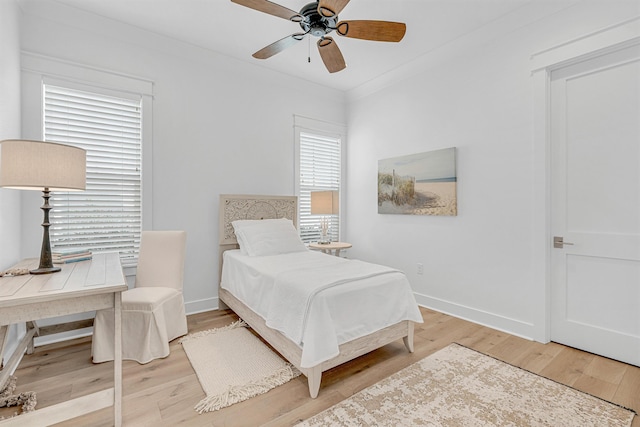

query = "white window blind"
[
  {"left": 298, "top": 131, "right": 341, "bottom": 243},
  {"left": 44, "top": 84, "right": 142, "bottom": 266}
]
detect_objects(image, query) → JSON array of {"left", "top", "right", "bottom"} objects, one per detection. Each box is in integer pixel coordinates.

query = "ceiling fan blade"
[
  {"left": 336, "top": 20, "right": 406, "bottom": 42},
  {"left": 317, "top": 0, "right": 350, "bottom": 18},
  {"left": 253, "top": 33, "right": 306, "bottom": 59},
  {"left": 317, "top": 37, "right": 346, "bottom": 73},
  {"left": 231, "top": 0, "right": 303, "bottom": 22}
]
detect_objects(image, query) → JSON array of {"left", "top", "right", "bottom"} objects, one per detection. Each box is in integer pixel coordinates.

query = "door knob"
[{"left": 553, "top": 236, "right": 574, "bottom": 248}]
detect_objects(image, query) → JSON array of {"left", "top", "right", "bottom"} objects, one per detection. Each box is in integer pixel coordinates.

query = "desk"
[
  {"left": 0, "top": 253, "right": 126, "bottom": 426},
  {"left": 309, "top": 241, "right": 352, "bottom": 257}
]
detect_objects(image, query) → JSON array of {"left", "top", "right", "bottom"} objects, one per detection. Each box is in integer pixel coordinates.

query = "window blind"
[
  {"left": 298, "top": 131, "right": 341, "bottom": 243},
  {"left": 44, "top": 84, "right": 143, "bottom": 266}
]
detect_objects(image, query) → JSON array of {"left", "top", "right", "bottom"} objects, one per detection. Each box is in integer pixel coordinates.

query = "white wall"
[
  {"left": 344, "top": 1, "right": 639, "bottom": 341},
  {"left": 0, "top": 0, "right": 26, "bottom": 366},
  {"left": 17, "top": 1, "right": 347, "bottom": 313},
  {"left": 0, "top": 0, "right": 22, "bottom": 267},
  {"left": 10, "top": 0, "right": 637, "bottom": 347}
]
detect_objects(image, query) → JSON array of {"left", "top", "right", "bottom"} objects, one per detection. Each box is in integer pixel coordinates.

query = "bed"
[{"left": 218, "top": 194, "right": 423, "bottom": 398}]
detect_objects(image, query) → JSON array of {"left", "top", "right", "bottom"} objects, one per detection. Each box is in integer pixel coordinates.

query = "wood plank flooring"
[{"left": 4, "top": 306, "right": 638, "bottom": 426}]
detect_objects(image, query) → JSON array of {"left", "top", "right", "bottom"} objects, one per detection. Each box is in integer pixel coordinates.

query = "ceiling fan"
[{"left": 231, "top": 0, "right": 406, "bottom": 73}]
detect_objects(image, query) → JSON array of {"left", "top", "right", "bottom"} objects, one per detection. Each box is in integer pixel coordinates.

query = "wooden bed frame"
[{"left": 218, "top": 194, "right": 415, "bottom": 398}]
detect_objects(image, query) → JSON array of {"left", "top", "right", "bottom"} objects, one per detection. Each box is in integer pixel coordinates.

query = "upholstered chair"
[{"left": 92, "top": 230, "right": 188, "bottom": 364}]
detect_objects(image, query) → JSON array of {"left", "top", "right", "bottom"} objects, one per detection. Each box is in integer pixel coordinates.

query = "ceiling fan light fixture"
[
  {"left": 298, "top": 2, "right": 338, "bottom": 37},
  {"left": 310, "top": 23, "right": 329, "bottom": 37}
]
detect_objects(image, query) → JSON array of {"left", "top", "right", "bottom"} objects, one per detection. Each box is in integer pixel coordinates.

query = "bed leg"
[
  {"left": 403, "top": 321, "right": 415, "bottom": 353},
  {"left": 307, "top": 366, "right": 322, "bottom": 399}
]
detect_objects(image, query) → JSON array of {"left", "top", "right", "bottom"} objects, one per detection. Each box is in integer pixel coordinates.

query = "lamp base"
[
  {"left": 30, "top": 266, "right": 61, "bottom": 275},
  {"left": 31, "top": 188, "right": 61, "bottom": 275},
  {"left": 318, "top": 232, "right": 331, "bottom": 244},
  {"left": 319, "top": 219, "right": 331, "bottom": 244}
]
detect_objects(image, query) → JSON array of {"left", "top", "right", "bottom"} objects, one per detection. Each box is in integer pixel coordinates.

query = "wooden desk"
[
  {"left": 0, "top": 252, "right": 127, "bottom": 426},
  {"left": 309, "top": 241, "right": 352, "bottom": 257}
]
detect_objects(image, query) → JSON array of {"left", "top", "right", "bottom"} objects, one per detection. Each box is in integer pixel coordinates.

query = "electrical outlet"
[{"left": 417, "top": 263, "right": 424, "bottom": 275}]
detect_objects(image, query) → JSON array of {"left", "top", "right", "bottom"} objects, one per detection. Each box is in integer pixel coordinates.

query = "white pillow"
[{"left": 232, "top": 218, "right": 307, "bottom": 256}]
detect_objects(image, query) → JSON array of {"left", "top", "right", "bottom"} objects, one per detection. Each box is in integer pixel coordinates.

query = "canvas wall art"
[{"left": 378, "top": 147, "right": 457, "bottom": 216}]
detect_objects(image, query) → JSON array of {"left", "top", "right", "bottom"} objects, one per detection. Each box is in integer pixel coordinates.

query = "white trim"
[
  {"left": 415, "top": 294, "right": 536, "bottom": 342},
  {"left": 531, "top": 16, "right": 640, "bottom": 73},
  {"left": 21, "top": 53, "right": 154, "bottom": 238},
  {"left": 186, "top": 297, "right": 220, "bottom": 315},
  {"left": 293, "top": 114, "right": 346, "bottom": 199},
  {"left": 293, "top": 115, "right": 347, "bottom": 241},
  {"left": 21, "top": 51, "right": 153, "bottom": 96},
  {"left": 32, "top": 298, "right": 220, "bottom": 348},
  {"left": 531, "top": 16, "right": 640, "bottom": 72},
  {"left": 531, "top": 69, "right": 552, "bottom": 344},
  {"left": 531, "top": 16, "right": 640, "bottom": 344},
  {"left": 293, "top": 114, "right": 347, "bottom": 199},
  {"left": 293, "top": 114, "right": 346, "bottom": 136}
]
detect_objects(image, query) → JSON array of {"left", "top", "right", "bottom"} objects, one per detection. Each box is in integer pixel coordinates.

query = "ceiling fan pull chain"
[{"left": 308, "top": 36, "right": 311, "bottom": 63}]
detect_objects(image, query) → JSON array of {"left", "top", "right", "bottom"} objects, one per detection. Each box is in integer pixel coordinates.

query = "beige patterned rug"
[
  {"left": 180, "top": 320, "right": 300, "bottom": 413},
  {"left": 0, "top": 376, "right": 37, "bottom": 420},
  {"left": 297, "top": 343, "right": 635, "bottom": 427}
]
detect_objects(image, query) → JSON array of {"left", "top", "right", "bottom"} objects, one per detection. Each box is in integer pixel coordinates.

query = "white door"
[{"left": 550, "top": 44, "right": 640, "bottom": 366}]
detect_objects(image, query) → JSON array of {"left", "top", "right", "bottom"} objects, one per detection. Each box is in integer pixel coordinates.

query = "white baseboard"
[
  {"left": 30, "top": 294, "right": 538, "bottom": 351},
  {"left": 184, "top": 297, "right": 219, "bottom": 315},
  {"left": 188, "top": 294, "right": 538, "bottom": 343},
  {"left": 415, "top": 293, "right": 538, "bottom": 342},
  {"left": 31, "top": 297, "right": 220, "bottom": 349}
]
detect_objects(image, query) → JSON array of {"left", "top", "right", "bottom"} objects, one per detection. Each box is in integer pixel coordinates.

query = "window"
[
  {"left": 295, "top": 116, "right": 345, "bottom": 244},
  {"left": 44, "top": 84, "right": 143, "bottom": 266}
]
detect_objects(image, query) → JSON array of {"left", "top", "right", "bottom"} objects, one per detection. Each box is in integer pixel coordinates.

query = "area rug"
[
  {"left": 0, "top": 375, "right": 37, "bottom": 420},
  {"left": 297, "top": 343, "right": 635, "bottom": 427},
  {"left": 180, "top": 320, "right": 300, "bottom": 413}
]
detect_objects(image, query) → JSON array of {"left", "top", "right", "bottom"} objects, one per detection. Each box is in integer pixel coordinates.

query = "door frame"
[{"left": 530, "top": 16, "right": 640, "bottom": 343}]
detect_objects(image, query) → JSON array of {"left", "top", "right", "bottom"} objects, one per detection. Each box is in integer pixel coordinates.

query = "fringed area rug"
[
  {"left": 0, "top": 376, "right": 37, "bottom": 421},
  {"left": 297, "top": 343, "right": 636, "bottom": 427},
  {"left": 180, "top": 320, "right": 300, "bottom": 413}
]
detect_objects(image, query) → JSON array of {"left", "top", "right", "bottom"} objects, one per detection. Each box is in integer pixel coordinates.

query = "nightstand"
[{"left": 309, "top": 241, "right": 352, "bottom": 257}]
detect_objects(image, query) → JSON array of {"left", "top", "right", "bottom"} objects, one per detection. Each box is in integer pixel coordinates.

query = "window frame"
[
  {"left": 44, "top": 82, "right": 144, "bottom": 267},
  {"left": 294, "top": 115, "right": 346, "bottom": 244},
  {"left": 21, "top": 52, "right": 153, "bottom": 270}
]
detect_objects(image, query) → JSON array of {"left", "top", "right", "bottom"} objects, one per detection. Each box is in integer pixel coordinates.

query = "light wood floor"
[{"left": 4, "top": 306, "right": 639, "bottom": 426}]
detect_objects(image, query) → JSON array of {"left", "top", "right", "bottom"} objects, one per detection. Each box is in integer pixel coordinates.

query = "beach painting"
[{"left": 378, "top": 147, "right": 457, "bottom": 215}]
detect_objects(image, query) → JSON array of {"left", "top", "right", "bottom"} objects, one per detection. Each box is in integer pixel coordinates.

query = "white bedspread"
[{"left": 221, "top": 250, "right": 423, "bottom": 368}]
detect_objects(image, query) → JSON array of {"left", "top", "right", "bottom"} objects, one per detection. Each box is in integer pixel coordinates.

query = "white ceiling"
[{"left": 47, "top": 0, "right": 538, "bottom": 92}]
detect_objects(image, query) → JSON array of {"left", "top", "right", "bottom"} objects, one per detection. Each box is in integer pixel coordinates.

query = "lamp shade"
[
  {"left": 311, "top": 190, "right": 339, "bottom": 215},
  {"left": 0, "top": 140, "right": 86, "bottom": 191}
]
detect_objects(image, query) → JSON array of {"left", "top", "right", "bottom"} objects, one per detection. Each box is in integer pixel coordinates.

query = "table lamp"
[
  {"left": 0, "top": 140, "right": 86, "bottom": 274},
  {"left": 310, "top": 190, "right": 339, "bottom": 244}
]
